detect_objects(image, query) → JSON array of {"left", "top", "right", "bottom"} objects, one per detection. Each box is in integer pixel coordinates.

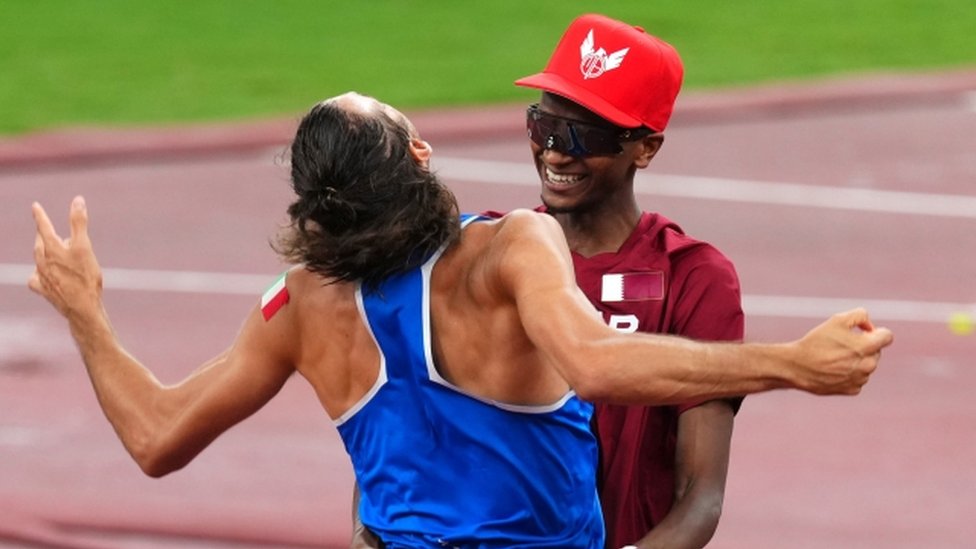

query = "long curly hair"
[{"left": 274, "top": 98, "right": 459, "bottom": 290}]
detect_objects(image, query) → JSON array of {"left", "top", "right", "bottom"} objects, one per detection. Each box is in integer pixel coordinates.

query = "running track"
[{"left": 1, "top": 70, "right": 975, "bottom": 548}]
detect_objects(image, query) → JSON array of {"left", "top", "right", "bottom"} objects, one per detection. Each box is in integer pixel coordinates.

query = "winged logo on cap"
[{"left": 579, "top": 29, "right": 629, "bottom": 80}]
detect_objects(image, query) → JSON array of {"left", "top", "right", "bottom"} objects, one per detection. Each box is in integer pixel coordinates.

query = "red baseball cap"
[{"left": 515, "top": 14, "right": 684, "bottom": 132}]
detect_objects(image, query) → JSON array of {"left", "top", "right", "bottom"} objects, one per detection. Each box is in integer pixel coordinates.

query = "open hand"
[{"left": 28, "top": 196, "right": 104, "bottom": 321}]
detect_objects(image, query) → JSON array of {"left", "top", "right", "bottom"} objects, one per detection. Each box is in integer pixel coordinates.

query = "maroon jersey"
[{"left": 570, "top": 212, "right": 744, "bottom": 548}]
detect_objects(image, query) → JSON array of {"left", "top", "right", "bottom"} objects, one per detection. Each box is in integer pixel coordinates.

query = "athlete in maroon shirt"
[
  {"left": 570, "top": 209, "right": 743, "bottom": 549},
  {"left": 514, "top": 14, "right": 742, "bottom": 548}
]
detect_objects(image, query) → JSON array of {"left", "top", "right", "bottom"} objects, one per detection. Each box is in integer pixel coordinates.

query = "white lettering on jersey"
[{"left": 608, "top": 314, "right": 640, "bottom": 333}]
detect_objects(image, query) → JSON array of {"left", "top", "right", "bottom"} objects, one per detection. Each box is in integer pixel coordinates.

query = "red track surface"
[{"left": 2, "top": 70, "right": 975, "bottom": 548}]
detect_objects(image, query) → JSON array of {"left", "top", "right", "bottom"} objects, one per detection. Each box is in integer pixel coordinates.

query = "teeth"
[{"left": 546, "top": 168, "right": 584, "bottom": 185}]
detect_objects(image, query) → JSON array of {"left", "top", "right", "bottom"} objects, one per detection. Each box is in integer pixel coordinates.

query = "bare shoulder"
[
  {"left": 278, "top": 265, "right": 318, "bottom": 296},
  {"left": 257, "top": 266, "right": 358, "bottom": 333},
  {"left": 473, "top": 210, "right": 574, "bottom": 297},
  {"left": 492, "top": 208, "right": 563, "bottom": 243},
  {"left": 492, "top": 209, "right": 570, "bottom": 264},
  {"left": 265, "top": 266, "right": 361, "bottom": 362},
  {"left": 451, "top": 210, "right": 563, "bottom": 267},
  {"left": 283, "top": 266, "right": 357, "bottom": 313}
]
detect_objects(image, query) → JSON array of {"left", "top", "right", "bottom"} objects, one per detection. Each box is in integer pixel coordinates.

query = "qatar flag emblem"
[{"left": 600, "top": 272, "right": 665, "bottom": 303}]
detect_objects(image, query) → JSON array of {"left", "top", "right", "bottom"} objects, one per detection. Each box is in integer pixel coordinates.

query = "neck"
[{"left": 551, "top": 198, "right": 642, "bottom": 257}]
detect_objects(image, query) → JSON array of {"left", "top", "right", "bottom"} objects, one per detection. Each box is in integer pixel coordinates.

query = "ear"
[
  {"left": 633, "top": 133, "right": 664, "bottom": 169},
  {"left": 409, "top": 138, "right": 433, "bottom": 167}
]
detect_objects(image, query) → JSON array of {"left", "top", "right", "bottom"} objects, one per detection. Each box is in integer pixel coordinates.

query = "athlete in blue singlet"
[{"left": 341, "top": 216, "right": 604, "bottom": 548}]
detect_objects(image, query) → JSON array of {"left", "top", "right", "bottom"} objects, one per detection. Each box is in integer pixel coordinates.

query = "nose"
[{"left": 540, "top": 143, "right": 576, "bottom": 165}]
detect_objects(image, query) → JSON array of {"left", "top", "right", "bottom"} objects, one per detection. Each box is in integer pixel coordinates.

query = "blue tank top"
[{"left": 335, "top": 216, "right": 603, "bottom": 548}]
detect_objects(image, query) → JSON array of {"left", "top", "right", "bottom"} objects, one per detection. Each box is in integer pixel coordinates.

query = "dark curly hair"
[{"left": 274, "top": 97, "right": 460, "bottom": 290}]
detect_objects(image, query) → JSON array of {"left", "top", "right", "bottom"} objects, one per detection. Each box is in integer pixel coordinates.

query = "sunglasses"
[{"left": 525, "top": 104, "right": 651, "bottom": 157}]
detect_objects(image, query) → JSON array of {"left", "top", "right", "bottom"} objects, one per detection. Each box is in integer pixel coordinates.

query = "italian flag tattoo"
[{"left": 261, "top": 272, "right": 290, "bottom": 321}]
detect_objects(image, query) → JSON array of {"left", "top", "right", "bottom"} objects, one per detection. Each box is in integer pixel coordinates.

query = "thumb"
[{"left": 860, "top": 326, "right": 894, "bottom": 354}]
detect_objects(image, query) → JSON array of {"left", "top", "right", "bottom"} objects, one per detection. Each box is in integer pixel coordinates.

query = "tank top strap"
[{"left": 460, "top": 213, "right": 490, "bottom": 227}]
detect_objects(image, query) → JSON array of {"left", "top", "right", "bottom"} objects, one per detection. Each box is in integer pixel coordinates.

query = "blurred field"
[{"left": 2, "top": 0, "right": 975, "bottom": 134}]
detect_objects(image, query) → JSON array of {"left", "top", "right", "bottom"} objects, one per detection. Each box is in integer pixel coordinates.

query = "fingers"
[
  {"left": 835, "top": 307, "right": 875, "bottom": 332},
  {"left": 68, "top": 196, "right": 90, "bottom": 246},
  {"left": 861, "top": 327, "right": 894, "bottom": 354},
  {"left": 32, "top": 201, "right": 61, "bottom": 246},
  {"left": 30, "top": 197, "right": 88, "bottom": 297},
  {"left": 836, "top": 307, "right": 894, "bottom": 354},
  {"left": 32, "top": 196, "right": 90, "bottom": 252},
  {"left": 804, "top": 309, "right": 893, "bottom": 397},
  {"left": 30, "top": 208, "right": 53, "bottom": 297},
  {"left": 33, "top": 230, "right": 45, "bottom": 265}
]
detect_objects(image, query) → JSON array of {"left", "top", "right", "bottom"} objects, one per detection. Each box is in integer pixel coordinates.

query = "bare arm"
[
  {"left": 29, "top": 197, "right": 295, "bottom": 477},
  {"left": 633, "top": 401, "right": 734, "bottom": 549},
  {"left": 630, "top": 250, "right": 742, "bottom": 548},
  {"left": 495, "top": 210, "right": 893, "bottom": 404}
]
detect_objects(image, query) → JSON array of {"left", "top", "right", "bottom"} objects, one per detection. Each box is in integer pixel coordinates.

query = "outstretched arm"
[
  {"left": 495, "top": 210, "right": 893, "bottom": 403},
  {"left": 29, "top": 197, "right": 296, "bottom": 477}
]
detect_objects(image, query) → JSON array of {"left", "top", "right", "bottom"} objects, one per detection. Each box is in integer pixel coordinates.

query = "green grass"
[{"left": 2, "top": 0, "right": 974, "bottom": 135}]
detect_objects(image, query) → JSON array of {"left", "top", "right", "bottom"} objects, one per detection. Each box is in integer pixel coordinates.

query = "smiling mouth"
[{"left": 545, "top": 167, "right": 585, "bottom": 188}]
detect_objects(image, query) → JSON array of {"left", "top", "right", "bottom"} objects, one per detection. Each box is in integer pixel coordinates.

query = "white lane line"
[
  {"left": 431, "top": 157, "right": 976, "bottom": 219},
  {"left": 964, "top": 91, "right": 976, "bottom": 113},
  {"left": 743, "top": 295, "right": 972, "bottom": 322},
  {"left": 4, "top": 263, "right": 968, "bottom": 323}
]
